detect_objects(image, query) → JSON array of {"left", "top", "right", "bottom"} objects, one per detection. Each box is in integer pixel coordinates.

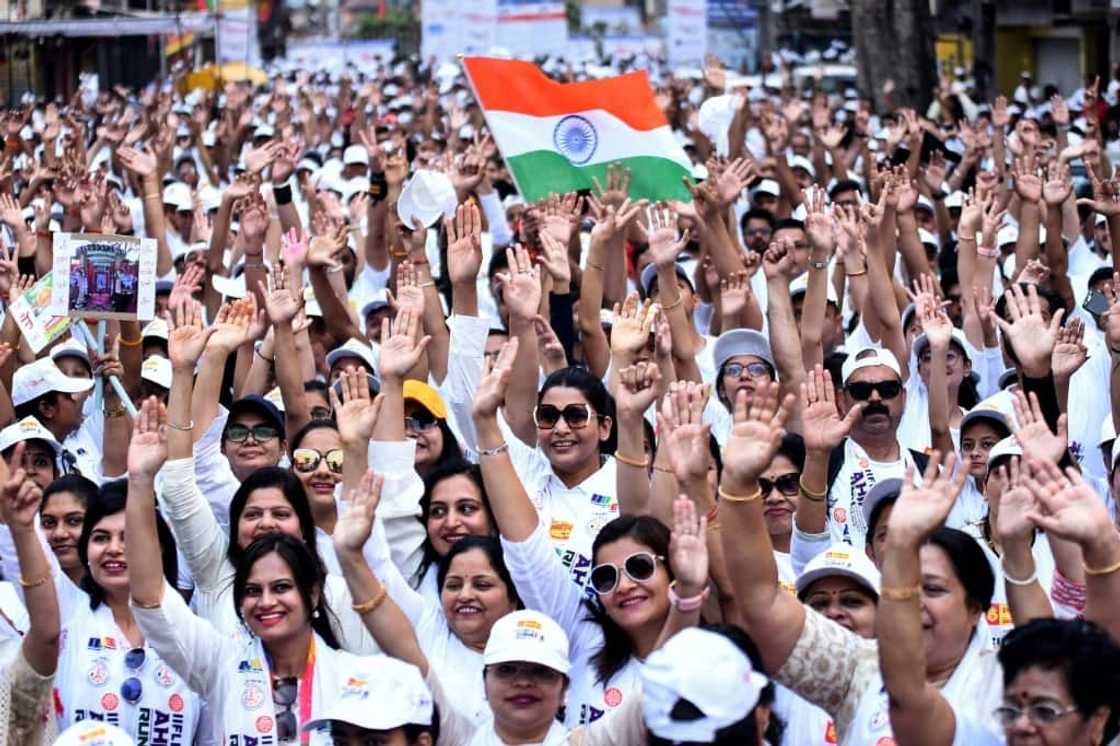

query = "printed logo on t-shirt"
[
  {"left": 589, "top": 493, "right": 618, "bottom": 512},
  {"left": 241, "top": 684, "right": 265, "bottom": 710},
  {"left": 833, "top": 507, "right": 847, "bottom": 524},
  {"left": 87, "top": 636, "right": 118, "bottom": 651},
  {"left": 228, "top": 736, "right": 276, "bottom": 746},
  {"left": 603, "top": 687, "right": 623, "bottom": 708},
  {"left": 87, "top": 659, "right": 110, "bottom": 687},
  {"left": 557, "top": 548, "right": 594, "bottom": 599},
  {"left": 256, "top": 715, "right": 274, "bottom": 734},
  {"left": 825, "top": 721, "right": 837, "bottom": 744},
  {"left": 549, "top": 520, "right": 573, "bottom": 540},
  {"left": 578, "top": 703, "right": 605, "bottom": 724},
  {"left": 100, "top": 693, "right": 119, "bottom": 711},
  {"left": 155, "top": 664, "right": 176, "bottom": 687},
  {"left": 136, "top": 707, "right": 188, "bottom": 744},
  {"left": 168, "top": 693, "right": 185, "bottom": 713},
  {"left": 986, "top": 602, "right": 1012, "bottom": 628},
  {"left": 342, "top": 677, "right": 370, "bottom": 699},
  {"left": 238, "top": 658, "right": 265, "bottom": 673}
]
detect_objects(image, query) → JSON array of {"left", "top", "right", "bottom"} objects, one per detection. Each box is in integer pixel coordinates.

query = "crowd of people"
[{"left": 0, "top": 49, "right": 1113, "bottom": 746}]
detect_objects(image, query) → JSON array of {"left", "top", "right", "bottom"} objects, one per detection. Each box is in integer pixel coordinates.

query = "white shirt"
[{"left": 827, "top": 439, "right": 919, "bottom": 550}]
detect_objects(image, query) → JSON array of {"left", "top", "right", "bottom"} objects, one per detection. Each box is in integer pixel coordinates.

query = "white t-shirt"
[{"left": 827, "top": 439, "right": 919, "bottom": 550}]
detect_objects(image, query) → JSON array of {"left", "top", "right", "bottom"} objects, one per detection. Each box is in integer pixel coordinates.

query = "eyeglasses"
[
  {"left": 534, "top": 403, "right": 598, "bottom": 430},
  {"left": 845, "top": 380, "right": 902, "bottom": 401},
  {"left": 291, "top": 448, "right": 345, "bottom": 474},
  {"left": 993, "top": 702, "right": 1080, "bottom": 728},
  {"left": 226, "top": 424, "right": 280, "bottom": 443},
  {"left": 723, "top": 362, "right": 771, "bottom": 380},
  {"left": 273, "top": 676, "right": 298, "bottom": 742},
  {"left": 759, "top": 473, "right": 800, "bottom": 497},
  {"left": 589, "top": 552, "right": 664, "bottom": 595},
  {"left": 404, "top": 414, "right": 439, "bottom": 432},
  {"left": 120, "top": 647, "right": 146, "bottom": 704},
  {"left": 488, "top": 662, "right": 563, "bottom": 683},
  {"left": 309, "top": 406, "right": 332, "bottom": 420}
]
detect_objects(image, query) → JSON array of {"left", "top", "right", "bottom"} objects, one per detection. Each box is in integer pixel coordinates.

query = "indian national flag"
[{"left": 462, "top": 57, "right": 693, "bottom": 202}]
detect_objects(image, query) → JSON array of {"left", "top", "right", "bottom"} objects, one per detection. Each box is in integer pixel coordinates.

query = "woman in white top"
[
  {"left": 36, "top": 475, "right": 99, "bottom": 587},
  {"left": 125, "top": 397, "right": 396, "bottom": 745}
]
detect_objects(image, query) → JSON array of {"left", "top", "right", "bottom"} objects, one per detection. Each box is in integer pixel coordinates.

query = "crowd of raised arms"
[{"left": 0, "top": 52, "right": 1115, "bottom": 746}]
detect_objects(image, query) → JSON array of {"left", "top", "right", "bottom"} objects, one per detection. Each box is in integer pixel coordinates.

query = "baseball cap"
[
  {"left": 50, "top": 338, "right": 91, "bottom": 369},
  {"left": 397, "top": 170, "right": 457, "bottom": 229},
  {"left": 639, "top": 262, "right": 693, "bottom": 300},
  {"left": 840, "top": 346, "right": 902, "bottom": 384},
  {"left": 140, "top": 356, "right": 172, "bottom": 389},
  {"left": 403, "top": 380, "right": 447, "bottom": 419},
  {"left": 789, "top": 271, "right": 839, "bottom": 306},
  {"left": 988, "top": 436, "right": 1023, "bottom": 469},
  {"left": 0, "top": 415, "right": 61, "bottom": 456},
  {"left": 226, "top": 395, "right": 286, "bottom": 439},
  {"left": 944, "top": 191, "right": 964, "bottom": 210},
  {"left": 483, "top": 610, "right": 571, "bottom": 675},
  {"left": 713, "top": 329, "right": 776, "bottom": 373},
  {"left": 918, "top": 228, "right": 938, "bottom": 248},
  {"left": 860, "top": 477, "right": 903, "bottom": 536},
  {"left": 342, "top": 144, "right": 368, "bottom": 166},
  {"left": 12, "top": 358, "right": 94, "bottom": 407},
  {"left": 56, "top": 721, "right": 135, "bottom": 745},
  {"left": 796, "top": 543, "right": 881, "bottom": 599},
  {"left": 325, "top": 338, "right": 379, "bottom": 375},
  {"left": 959, "top": 408, "right": 1011, "bottom": 440},
  {"left": 303, "top": 658, "right": 433, "bottom": 735},
  {"left": 788, "top": 154, "right": 815, "bottom": 178},
  {"left": 142, "top": 319, "right": 170, "bottom": 342},
  {"left": 162, "top": 182, "right": 193, "bottom": 212},
  {"left": 751, "top": 179, "right": 780, "bottom": 198},
  {"left": 641, "top": 627, "right": 768, "bottom": 743},
  {"left": 253, "top": 123, "right": 275, "bottom": 139},
  {"left": 913, "top": 328, "right": 971, "bottom": 361},
  {"left": 360, "top": 289, "right": 391, "bottom": 322}
]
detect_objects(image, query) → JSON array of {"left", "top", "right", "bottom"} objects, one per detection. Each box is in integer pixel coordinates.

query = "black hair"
[
  {"left": 226, "top": 467, "right": 318, "bottom": 566},
  {"left": 646, "top": 624, "right": 771, "bottom": 746},
  {"left": 994, "top": 283, "right": 1065, "bottom": 322},
  {"left": 708, "top": 432, "right": 722, "bottom": 481},
  {"left": 828, "top": 179, "right": 863, "bottom": 200},
  {"left": 538, "top": 366, "right": 617, "bottom": 455},
  {"left": 777, "top": 433, "right": 806, "bottom": 472},
  {"left": 42, "top": 474, "right": 99, "bottom": 512},
  {"left": 436, "top": 535, "right": 521, "bottom": 608},
  {"left": 867, "top": 496, "right": 897, "bottom": 550},
  {"left": 288, "top": 418, "right": 340, "bottom": 456},
  {"left": 303, "top": 379, "right": 330, "bottom": 397},
  {"left": 15, "top": 392, "right": 61, "bottom": 423},
  {"left": 78, "top": 480, "right": 178, "bottom": 610},
  {"left": 403, "top": 398, "right": 464, "bottom": 475},
  {"left": 412, "top": 460, "right": 494, "bottom": 587},
  {"left": 772, "top": 218, "right": 806, "bottom": 235},
  {"left": 233, "top": 533, "right": 341, "bottom": 649},
  {"left": 1000, "top": 618, "right": 1120, "bottom": 742},
  {"left": 584, "top": 515, "right": 672, "bottom": 684},
  {"left": 926, "top": 527, "right": 994, "bottom": 613},
  {"left": 739, "top": 208, "right": 775, "bottom": 236}
]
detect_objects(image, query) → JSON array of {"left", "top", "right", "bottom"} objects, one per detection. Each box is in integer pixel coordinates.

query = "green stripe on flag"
[{"left": 506, "top": 151, "right": 693, "bottom": 202}]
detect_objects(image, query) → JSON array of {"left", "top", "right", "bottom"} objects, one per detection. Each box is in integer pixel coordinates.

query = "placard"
[
  {"left": 49, "top": 233, "right": 157, "bottom": 321},
  {"left": 9, "top": 273, "right": 71, "bottom": 353}
]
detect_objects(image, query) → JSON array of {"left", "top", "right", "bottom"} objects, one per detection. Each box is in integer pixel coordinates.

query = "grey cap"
[
  {"left": 713, "top": 329, "right": 776, "bottom": 373},
  {"left": 639, "top": 262, "right": 693, "bottom": 300},
  {"left": 861, "top": 478, "right": 903, "bottom": 537},
  {"left": 960, "top": 408, "right": 1011, "bottom": 439}
]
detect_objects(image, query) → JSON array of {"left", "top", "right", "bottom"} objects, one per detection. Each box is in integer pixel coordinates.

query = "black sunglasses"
[
  {"left": 226, "top": 423, "right": 279, "bottom": 443},
  {"left": 534, "top": 403, "right": 598, "bottom": 430},
  {"left": 759, "top": 473, "right": 799, "bottom": 497},
  {"left": 845, "top": 380, "right": 902, "bottom": 401},
  {"left": 589, "top": 552, "right": 663, "bottom": 595},
  {"left": 404, "top": 413, "right": 439, "bottom": 432}
]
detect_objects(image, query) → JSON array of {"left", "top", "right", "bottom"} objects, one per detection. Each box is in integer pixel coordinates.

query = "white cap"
[
  {"left": 0, "top": 415, "right": 61, "bottom": 456},
  {"left": 55, "top": 720, "right": 136, "bottom": 746},
  {"left": 140, "top": 356, "right": 172, "bottom": 389},
  {"left": 360, "top": 289, "right": 391, "bottom": 321},
  {"left": 142, "top": 319, "right": 169, "bottom": 342},
  {"left": 796, "top": 543, "right": 881, "bottom": 598},
  {"left": 162, "top": 182, "right": 193, "bottom": 212},
  {"left": 325, "top": 338, "right": 379, "bottom": 375},
  {"left": 641, "top": 627, "right": 768, "bottom": 742},
  {"left": 997, "top": 223, "right": 1019, "bottom": 247},
  {"left": 789, "top": 271, "right": 839, "bottom": 305},
  {"left": 751, "top": 179, "right": 780, "bottom": 198},
  {"left": 841, "top": 346, "right": 902, "bottom": 384},
  {"left": 917, "top": 227, "right": 938, "bottom": 248},
  {"left": 50, "top": 338, "right": 91, "bottom": 369},
  {"left": 484, "top": 610, "right": 571, "bottom": 673},
  {"left": 303, "top": 658, "right": 433, "bottom": 734},
  {"left": 199, "top": 185, "right": 222, "bottom": 213},
  {"left": 12, "top": 357, "right": 94, "bottom": 406},
  {"left": 913, "top": 327, "right": 971, "bottom": 361},
  {"left": 253, "top": 123, "right": 275, "bottom": 139},
  {"left": 342, "top": 144, "right": 368, "bottom": 166},
  {"left": 788, "top": 154, "right": 815, "bottom": 178},
  {"left": 397, "top": 169, "right": 457, "bottom": 229},
  {"left": 264, "top": 385, "right": 286, "bottom": 412},
  {"left": 988, "top": 436, "right": 1023, "bottom": 468},
  {"left": 944, "top": 191, "right": 964, "bottom": 209},
  {"left": 915, "top": 194, "right": 935, "bottom": 214}
]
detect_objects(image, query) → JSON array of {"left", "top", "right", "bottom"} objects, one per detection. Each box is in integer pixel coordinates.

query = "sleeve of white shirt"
[
  {"left": 501, "top": 521, "right": 587, "bottom": 639},
  {"left": 790, "top": 518, "right": 831, "bottom": 576},
  {"left": 441, "top": 314, "right": 492, "bottom": 456},
  {"left": 0, "top": 520, "right": 83, "bottom": 621},
  {"left": 367, "top": 439, "right": 426, "bottom": 580},
  {"left": 477, "top": 190, "right": 513, "bottom": 248},
  {"left": 132, "top": 582, "right": 234, "bottom": 698},
  {"left": 192, "top": 406, "right": 240, "bottom": 533},
  {"left": 155, "top": 457, "right": 231, "bottom": 591},
  {"left": 426, "top": 668, "right": 477, "bottom": 746}
]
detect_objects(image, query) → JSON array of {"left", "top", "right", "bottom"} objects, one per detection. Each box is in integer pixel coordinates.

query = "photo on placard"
[{"left": 49, "top": 233, "right": 157, "bottom": 321}]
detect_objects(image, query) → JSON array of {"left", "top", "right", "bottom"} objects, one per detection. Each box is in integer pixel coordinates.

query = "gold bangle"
[
  {"left": 652, "top": 464, "right": 674, "bottom": 473},
  {"left": 799, "top": 478, "right": 827, "bottom": 503},
  {"left": 103, "top": 404, "right": 127, "bottom": 419},
  {"left": 586, "top": 262, "right": 605, "bottom": 272},
  {"left": 131, "top": 596, "right": 162, "bottom": 609},
  {"left": 18, "top": 574, "right": 47, "bottom": 589},
  {"left": 660, "top": 296, "right": 682, "bottom": 311},
  {"left": 118, "top": 336, "right": 143, "bottom": 347},
  {"left": 614, "top": 451, "right": 649, "bottom": 469},
  {"left": 879, "top": 584, "right": 921, "bottom": 601},
  {"left": 352, "top": 586, "right": 387, "bottom": 615},
  {"left": 143, "top": 192, "right": 160, "bottom": 200},
  {"left": 1083, "top": 555, "right": 1120, "bottom": 577},
  {"left": 718, "top": 484, "right": 763, "bottom": 503},
  {"left": 845, "top": 269, "right": 867, "bottom": 278}
]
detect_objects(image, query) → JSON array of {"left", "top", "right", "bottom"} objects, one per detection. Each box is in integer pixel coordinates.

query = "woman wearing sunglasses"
[
  {"left": 761, "top": 434, "right": 806, "bottom": 591},
  {"left": 125, "top": 398, "right": 403, "bottom": 745},
  {"left": 403, "top": 380, "right": 465, "bottom": 481},
  {"left": 287, "top": 419, "right": 346, "bottom": 531}
]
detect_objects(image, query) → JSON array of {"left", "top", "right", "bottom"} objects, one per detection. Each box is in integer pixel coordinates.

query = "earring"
[{"left": 313, "top": 609, "right": 320, "bottom": 619}]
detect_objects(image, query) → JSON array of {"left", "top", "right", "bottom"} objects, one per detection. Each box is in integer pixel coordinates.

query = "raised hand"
[
  {"left": 207, "top": 296, "right": 256, "bottom": 353},
  {"left": 719, "top": 269, "right": 752, "bottom": 322},
  {"left": 1078, "top": 172, "right": 1120, "bottom": 217},
  {"left": 328, "top": 366, "right": 385, "bottom": 446},
  {"left": 537, "top": 230, "right": 571, "bottom": 289},
  {"left": 993, "top": 458, "right": 1036, "bottom": 547},
  {"left": 445, "top": 202, "right": 483, "bottom": 286},
  {"left": 378, "top": 308, "right": 430, "bottom": 381},
  {"left": 610, "top": 292, "right": 657, "bottom": 357},
  {"left": 762, "top": 239, "right": 797, "bottom": 281},
  {"left": 261, "top": 267, "right": 301, "bottom": 325},
  {"left": 591, "top": 162, "right": 631, "bottom": 209},
  {"left": 668, "top": 495, "right": 709, "bottom": 596},
  {"left": 1042, "top": 160, "right": 1072, "bottom": 207},
  {"left": 1012, "top": 159, "right": 1043, "bottom": 204},
  {"left": 616, "top": 362, "right": 661, "bottom": 419},
  {"left": 117, "top": 145, "right": 160, "bottom": 179},
  {"left": 126, "top": 396, "right": 169, "bottom": 480},
  {"left": 0, "top": 443, "right": 42, "bottom": 531},
  {"left": 1010, "top": 389, "right": 1068, "bottom": 464},
  {"left": 1020, "top": 456, "right": 1113, "bottom": 549},
  {"left": 334, "top": 469, "right": 385, "bottom": 553},
  {"left": 723, "top": 381, "right": 794, "bottom": 483},
  {"left": 799, "top": 365, "right": 862, "bottom": 453},
  {"left": 244, "top": 140, "right": 280, "bottom": 175},
  {"left": 712, "top": 157, "right": 754, "bottom": 207},
  {"left": 1051, "top": 317, "right": 1087, "bottom": 383},
  {"left": 887, "top": 451, "right": 966, "bottom": 544},
  {"left": 307, "top": 225, "right": 347, "bottom": 270},
  {"left": 657, "top": 380, "right": 712, "bottom": 484},
  {"left": 804, "top": 186, "right": 836, "bottom": 254},
  {"left": 168, "top": 299, "right": 216, "bottom": 370},
  {"left": 994, "top": 284, "right": 1064, "bottom": 377},
  {"left": 472, "top": 337, "right": 519, "bottom": 420},
  {"left": 500, "top": 247, "right": 542, "bottom": 321},
  {"left": 639, "top": 204, "right": 689, "bottom": 267},
  {"left": 533, "top": 315, "right": 568, "bottom": 373}
]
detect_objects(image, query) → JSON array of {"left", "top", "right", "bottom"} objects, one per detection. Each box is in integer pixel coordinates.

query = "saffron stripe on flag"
[{"left": 506, "top": 152, "right": 692, "bottom": 202}]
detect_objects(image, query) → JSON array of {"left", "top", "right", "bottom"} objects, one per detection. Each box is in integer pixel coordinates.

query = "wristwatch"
[{"left": 809, "top": 258, "right": 828, "bottom": 271}]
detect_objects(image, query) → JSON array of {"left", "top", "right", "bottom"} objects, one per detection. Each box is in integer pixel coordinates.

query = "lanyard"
[{"left": 269, "top": 638, "right": 316, "bottom": 744}]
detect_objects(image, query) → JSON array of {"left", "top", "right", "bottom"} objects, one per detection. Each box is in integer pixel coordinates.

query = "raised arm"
[
  {"left": 613, "top": 362, "right": 660, "bottom": 517},
  {"left": 993, "top": 458, "right": 1054, "bottom": 625},
  {"left": 116, "top": 145, "right": 173, "bottom": 278},
  {"left": 878, "top": 452, "right": 967, "bottom": 746},
  {"left": 762, "top": 240, "right": 806, "bottom": 426},
  {"left": 124, "top": 396, "right": 171, "bottom": 608},
  {"left": 500, "top": 247, "right": 543, "bottom": 446},
  {"left": 915, "top": 278, "right": 956, "bottom": 455},
  {"left": 260, "top": 265, "right": 313, "bottom": 436},
  {"left": 796, "top": 366, "right": 862, "bottom": 535}
]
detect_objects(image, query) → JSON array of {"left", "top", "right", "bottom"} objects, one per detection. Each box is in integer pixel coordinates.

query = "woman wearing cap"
[
  {"left": 125, "top": 399, "right": 402, "bottom": 746},
  {"left": 0, "top": 416, "right": 61, "bottom": 490},
  {"left": 717, "top": 380, "right": 1004, "bottom": 745},
  {"left": 404, "top": 379, "right": 465, "bottom": 480}
]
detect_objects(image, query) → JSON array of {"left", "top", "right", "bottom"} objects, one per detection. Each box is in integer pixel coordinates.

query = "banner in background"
[
  {"left": 421, "top": 0, "right": 462, "bottom": 62},
  {"left": 217, "top": 0, "right": 260, "bottom": 65},
  {"left": 496, "top": 0, "right": 568, "bottom": 57},
  {"left": 288, "top": 40, "right": 395, "bottom": 71},
  {"left": 667, "top": 0, "right": 706, "bottom": 67}
]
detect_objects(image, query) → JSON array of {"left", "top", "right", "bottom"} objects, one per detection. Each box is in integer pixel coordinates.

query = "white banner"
[
  {"left": 496, "top": 0, "right": 568, "bottom": 57},
  {"left": 667, "top": 0, "right": 707, "bottom": 67},
  {"left": 462, "top": 0, "right": 498, "bottom": 56},
  {"left": 217, "top": 6, "right": 260, "bottom": 65},
  {"left": 421, "top": 0, "right": 462, "bottom": 62}
]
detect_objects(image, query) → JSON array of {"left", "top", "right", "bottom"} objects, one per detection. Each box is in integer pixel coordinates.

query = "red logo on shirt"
[
  {"left": 824, "top": 721, "right": 836, "bottom": 743},
  {"left": 168, "top": 694, "right": 184, "bottom": 713},
  {"left": 604, "top": 687, "right": 623, "bottom": 708},
  {"left": 256, "top": 715, "right": 274, "bottom": 734},
  {"left": 875, "top": 739, "right": 897, "bottom": 746},
  {"left": 100, "top": 693, "right": 119, "bottom": 711},
  {"left": 833, "top": 507, "right": 848, "bottom": 523}
]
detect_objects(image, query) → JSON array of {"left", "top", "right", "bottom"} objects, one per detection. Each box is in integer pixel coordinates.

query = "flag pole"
[{"left": 457, "top": 55, "right": 531, "bottom": 202}]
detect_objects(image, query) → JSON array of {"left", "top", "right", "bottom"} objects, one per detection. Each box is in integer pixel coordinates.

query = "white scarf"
[{"left": 466, "top": 719, "right": 571, "bottom": 746}]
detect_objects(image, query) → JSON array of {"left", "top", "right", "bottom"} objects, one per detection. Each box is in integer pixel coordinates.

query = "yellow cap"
[{"left": 403, "top": 379, "right": 447, "bottom": 419}]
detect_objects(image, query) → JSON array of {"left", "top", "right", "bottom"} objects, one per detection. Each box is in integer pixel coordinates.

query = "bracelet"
[
  {"left": 143, "top": 192, "right": 160, "bottom": 201},
  {"left": 845, "top": 269, "right": 867, "bottom": 278},
  {"left": 879, "top": 584, "right": 921, "bottom": 601},
  {"left": 1083, "top": 554, "right": 1120, "bottom": 577},
  {"left": 131, "top": 596, "right": 162, "bottom": 609},
  {"left": 118, "top": 335, "right": 143, "bottom": 347},
  {"left": 255, "top": 348, "right": 274, "bottom": 363},
  {"left": 706, "top": 520, "right": 722, "bottom": 532},
  {"left": 660, "top": 296, "right": 682, "bottom": 311},
  {"left": 326, "top": 265, "right": 344, "bottom": 274},
  {"left": 977, "top": 246, "right": 1000, "bottom": 259},
  {"left": 411, "top": 257, "right": 430, "bottom": 266},
  {"left": 103, "top": 404, "right": 127, "bottom": 419},
  {"left": 167, "top": 420, "right": 194, "bottom": 432},
  {"left": 587, "top": 262, "right": 606, "bottom": 272},
  {"left": 478, "top": 443, "right": 509, "bottom": 457},
  {"left": 18, "top": 574, "right": 47, "bottom": 588},
  {"left": 718, "top": 484, "right": 762, "bottom": 503},
  {"left": 798, "top": 478, "right": 827, "bottom": 503},
  {"left": 613, "top": 451, "right": 649, "bottom": 469},
  {"left": 352, "top": 586, "right": 387, "bottom": 615},
  {"left": 35, "top": 230, "right": 50, "bottom": 238},
  {"left": 652, "top": 464, "right": 674, "bottom": 473},
  {"left": 417, "top": 281, "right": 435, "bottom": 288},
  {"left": 1001, "top": 559, "right": 1038, "bottom": 586},
  {"left": 668, "top": 581, "right": 711, "bottom": 612}
]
